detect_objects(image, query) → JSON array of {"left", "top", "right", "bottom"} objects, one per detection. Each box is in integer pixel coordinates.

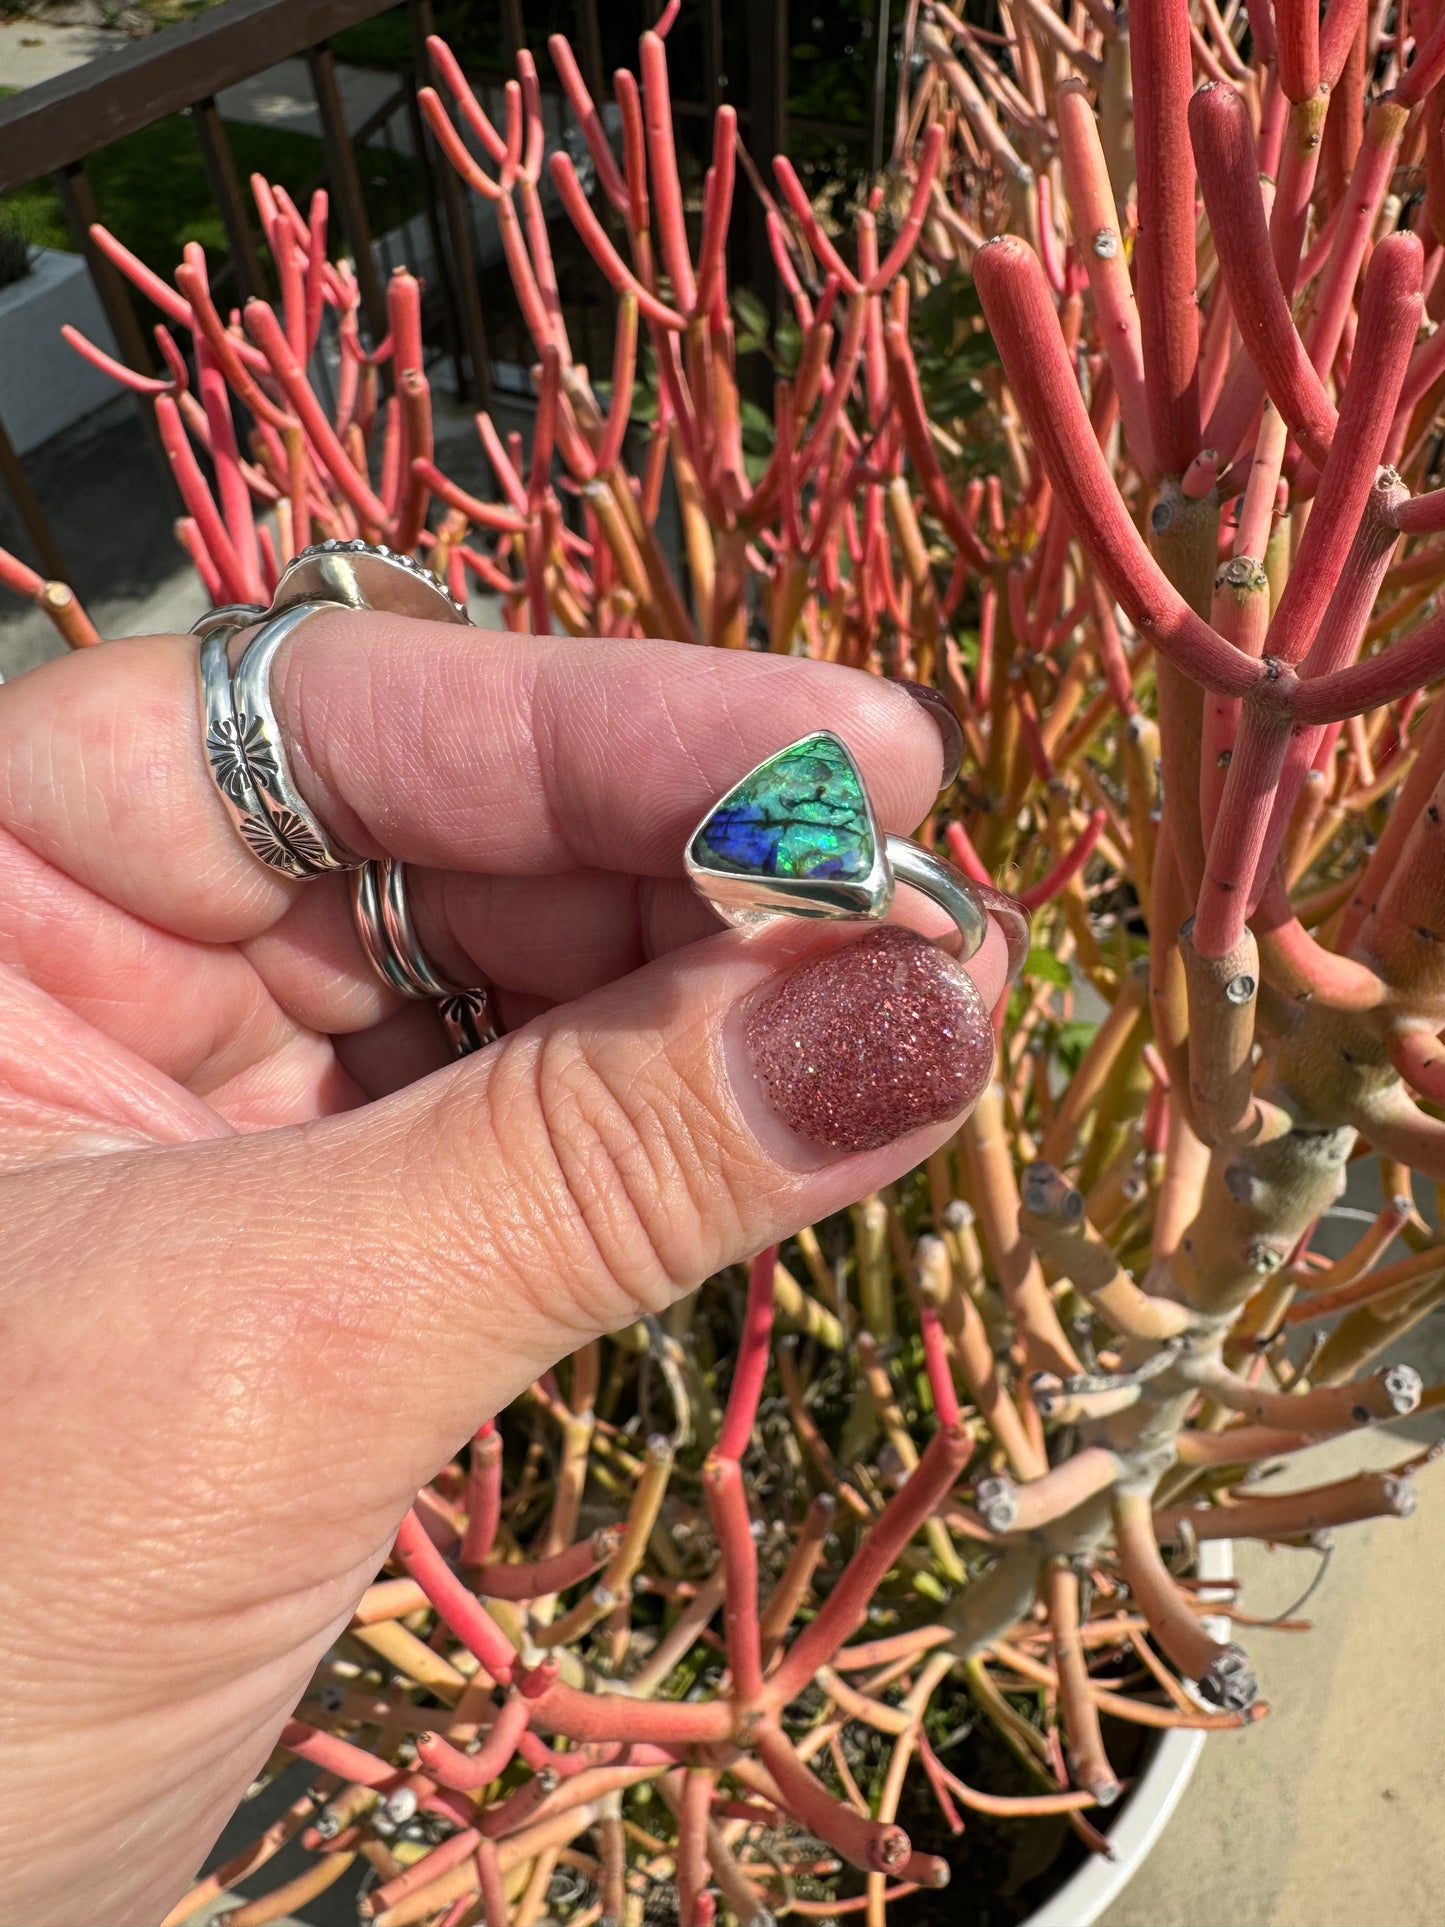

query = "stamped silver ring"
[
  {"left": 223, "top": 601, "right": 363, "bottom": 875},
  {"left": 196, "top": 605, "right": 334, "bottom": 883},
  {"left": 352, "top": 858, "right": 500, "bottom": 1058},
  {"left": 195, "top": 543, "right": 471, "bottom": 884},
  {"left": 684, "top": 730, "right": 989, "bottom": 960}
]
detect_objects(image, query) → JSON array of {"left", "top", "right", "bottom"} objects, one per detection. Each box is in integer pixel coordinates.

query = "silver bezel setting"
[
  {"left": 684, "top": 730, "right": 895, "bottom": 928},
  {"left": 272, "top": 540, "right": 471, "bottom": 626}
]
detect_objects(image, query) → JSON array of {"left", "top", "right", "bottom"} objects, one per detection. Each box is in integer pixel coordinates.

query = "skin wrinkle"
[{"left": 532, "top": 1024, "right": 685, "bottom": 1325}]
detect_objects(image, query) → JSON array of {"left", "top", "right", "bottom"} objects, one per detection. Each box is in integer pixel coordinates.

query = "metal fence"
[{"left": 0, "top": 0, "right": 842, "bottom": 583}]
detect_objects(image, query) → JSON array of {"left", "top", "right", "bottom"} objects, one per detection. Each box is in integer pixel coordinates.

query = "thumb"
[{"left": 13, "top": 909, "right": 1007, "bottom": 1576}]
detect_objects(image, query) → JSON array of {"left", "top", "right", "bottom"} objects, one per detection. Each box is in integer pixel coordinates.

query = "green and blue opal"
[{"left": 691, "top": 734, "right": 875, "bottom": 881}]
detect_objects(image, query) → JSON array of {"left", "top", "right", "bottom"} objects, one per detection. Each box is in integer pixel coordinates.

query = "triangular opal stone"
[{"left": 690, "top": 733, "right": 876, "bottom": 882}]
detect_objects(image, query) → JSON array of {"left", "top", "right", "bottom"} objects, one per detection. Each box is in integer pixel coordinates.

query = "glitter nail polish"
[
  {"left": 891, "top": 680, "right": 965, "bottom": 788},
  {"left": 744, "top": 924, "right": 995, "bottom": 1153}
]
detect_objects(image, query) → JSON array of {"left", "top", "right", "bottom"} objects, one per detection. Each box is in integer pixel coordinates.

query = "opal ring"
[
  {"left": 685, "top": 731, "right": 990, "bottom": 960},
  {"left": 352, "top": 859, "right": 500, "bottom": 1058}
]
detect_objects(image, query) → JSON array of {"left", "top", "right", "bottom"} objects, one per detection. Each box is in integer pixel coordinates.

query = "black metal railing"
[{"left": 0, "top": 0, "right": 860, "bottom": 585}]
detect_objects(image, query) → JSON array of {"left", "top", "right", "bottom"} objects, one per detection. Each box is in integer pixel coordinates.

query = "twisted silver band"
[{"left": 352, "top": 858, "right": 499, "bottom": 1057}]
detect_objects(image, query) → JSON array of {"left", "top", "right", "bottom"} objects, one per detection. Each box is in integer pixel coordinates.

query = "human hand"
[{"left": 0, "top": 613, "right": 1014, "bottom": 1924}]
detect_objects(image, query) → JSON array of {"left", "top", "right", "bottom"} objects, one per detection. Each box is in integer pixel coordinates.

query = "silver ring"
[
  {"left": 197, "top": 609, "right": 332, "bottom": 882},
  {"left": 352, "top": 858, "right": 500, "bottom": 1057},
  {"left": 684, "top": 730, "right": 989, "bottom": 960},
  {"left": 224, "top": 602, "right": 362, "bottom": 874}
]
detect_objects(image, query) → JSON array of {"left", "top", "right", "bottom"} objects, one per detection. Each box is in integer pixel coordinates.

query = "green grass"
[{"left": 0, "top": 111, "right": 421, "bottom": 284}]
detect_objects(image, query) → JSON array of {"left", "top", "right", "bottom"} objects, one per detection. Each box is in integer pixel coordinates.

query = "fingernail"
[
  {"left": 971, "top": 882, "right": 1032, "bottom": 984},
  {"left": 892, "top": 680, "right": 964, "bottom": 788},
  {"left": 744, "top": 925, "right": 994, "bottom": 1153}
]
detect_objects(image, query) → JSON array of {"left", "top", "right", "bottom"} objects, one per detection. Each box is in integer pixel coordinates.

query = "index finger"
[{"left": 0, "top": 615, "right": 953, "bottom": 943}]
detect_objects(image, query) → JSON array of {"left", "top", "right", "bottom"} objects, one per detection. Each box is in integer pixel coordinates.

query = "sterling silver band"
[
  {"left": 352, "top": 858, "right": 499, "bottom": 1057},
  {"left": 198, "top": 609, "right": 329, "bottom": 882},
  {"left": 886, "top": 834, "right": 990, "bottom": 960},
  {"left": 225, "top": 601, "right": 362, "bottom": 874}
]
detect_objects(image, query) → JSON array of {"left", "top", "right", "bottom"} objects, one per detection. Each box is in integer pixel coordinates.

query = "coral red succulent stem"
[
  {"left": 1130, "top": 0, "right": 1203, "bottom": 473},
  {"left": 393, "top": 1509, "right": 517, "bottom": 1684},
  {"left": 973, "top": 239, "right": 1260, "bottom": 698}
]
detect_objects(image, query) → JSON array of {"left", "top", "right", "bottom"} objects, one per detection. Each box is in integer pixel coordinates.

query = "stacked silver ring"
[
  {"left": 195, "top": 543, "right": 499, "bottom": 1057},
  {"left": 351, "top": 859, "right": 499, "bottom": 1057}
]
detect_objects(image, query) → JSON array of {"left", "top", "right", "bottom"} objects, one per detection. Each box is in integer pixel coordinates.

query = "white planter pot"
[
  {"left": 1022, "top": 1538, "right": 1233, "bottom": 1927},
  {"left": 0, "top": 246, "right": 121, "bottom": 454}
]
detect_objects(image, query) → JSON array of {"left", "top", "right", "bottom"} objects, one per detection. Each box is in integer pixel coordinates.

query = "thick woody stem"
[
  {"left": 974, "top": 1447, "right": 1124, "bottom": 1535},
  {"left": 1130, "top": 0, "right": 1202, "bottom": 472},
  {"left": 972, "top": 239, "right": 1262, "bottom": 699},
  {"left": 1178, "top": 924, "right": 1263, "bottom": 1141},
  {"left": 1047, "top": 1562, "right": 1120, "bottom": 1805},
  {"left": 1112, "top": 1490, "right": 1258, "bottom": 1708},
  {"left": 1020, "top": 1162, "right": 1193, "bottom": 1340},
  {"left": 963, "top": 1085, "right": 1083, "bottom": 1377},
  {"left": 1183, "top": 1357, "right": 1423, "bottom": 1431},
  {"left": 1157, "top": 1468, "right": 1418, "bottom": 1541}
]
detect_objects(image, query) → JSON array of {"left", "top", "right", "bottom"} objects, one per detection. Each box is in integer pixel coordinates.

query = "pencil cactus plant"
[{"left": 6, "top": 1, "right": 1445, "bottom": 1920}]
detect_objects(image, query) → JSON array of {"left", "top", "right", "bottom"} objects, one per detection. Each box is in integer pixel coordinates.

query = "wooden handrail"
[{"left": 0, "top": 0, "right": 402, "bottom": 192}]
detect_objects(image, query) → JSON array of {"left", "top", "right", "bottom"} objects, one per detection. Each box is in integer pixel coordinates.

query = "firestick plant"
[{"left": 6, "top": 0, "right": 1445, "bottom": 1919}]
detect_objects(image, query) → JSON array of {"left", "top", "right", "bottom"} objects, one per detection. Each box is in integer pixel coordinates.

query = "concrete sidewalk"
[{"left": 1101, "top": 1314, "right": 1445, "bottom": 1927}]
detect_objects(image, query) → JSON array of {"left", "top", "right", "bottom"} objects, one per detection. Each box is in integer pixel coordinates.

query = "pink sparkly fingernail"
[{"left": 744, "top": 925, "right": 995, "bottom": 1153}]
